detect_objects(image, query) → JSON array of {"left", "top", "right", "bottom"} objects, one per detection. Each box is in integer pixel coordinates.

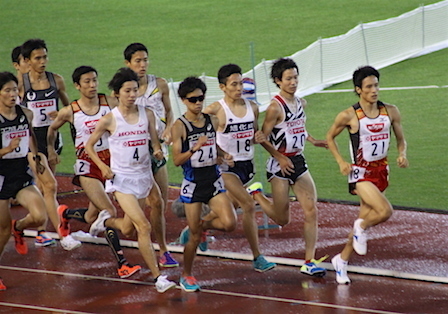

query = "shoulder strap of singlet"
[
  {"left": 23, "top": 73, "right": 31, "bottom": 92},
  {"left": 98, "top": 93, "right": 108, "bottom": 106},
  {"left": 179, "top": 115, "right": 194, "bottom": 133},
  {"left": 47, "top": 72, "right": 57, "bottom": 89}
]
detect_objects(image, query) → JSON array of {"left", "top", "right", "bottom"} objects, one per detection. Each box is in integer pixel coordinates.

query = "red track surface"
[{"left": 0, "top": 175, "right": 446, "bottom": 313}]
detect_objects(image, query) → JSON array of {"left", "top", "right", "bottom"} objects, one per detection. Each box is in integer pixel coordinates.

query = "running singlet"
[
  {"left": 22, "top": 72, "right": 59, "bottom": 128},
  {"left": 0, "top": 105, "right": 30, "bottom": 172},
  {"left": 179, "top": 114, "right": 219, "bottom": 182},
  {"left": 216, "top": 99, "right": 254, "bottom": 161},
  {"left": 349, "top": 101, "right": 390, "bottom": 168},
  {"left": 108, "top": 106, "right": 151, "bottom": 175},
  {"left": 72, "top": 94, "right": 110, "bottom": 159},
  {"left": 269, "top": 95, "right": 307, "bottom": 157},
  {"left": 135, "top": 74, "right": 166, "bottom": 138}
]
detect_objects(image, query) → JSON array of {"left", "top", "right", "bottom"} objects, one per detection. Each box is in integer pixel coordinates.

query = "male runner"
[
  {"left": 123, "top": 43, "right": 178, "bottom": 267},
  {"left": 255, "top": 58, "right": 328, "bottom": 277},
  {"left": 327, "top": 66, "right": 408, "bottom": 284},
  {"left": 202, "top": 64, "right": 276, "bottom": 272},
  {"left": 172, "top": 76, "right": 236, "bottom": 291},
  {"left": 0, "top": 72, "right": 48, "bottom": 290},
  {"left": 48, "top": 66, "right": 141, "bottom": 278},
  {"left": 12, "top": 44, "right": 78, "bottom": 249},
  {"left": 85, "top": 68, "right": 176, "bottom": 292}
]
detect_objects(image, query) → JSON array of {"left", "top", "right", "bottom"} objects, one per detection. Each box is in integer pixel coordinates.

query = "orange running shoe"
[
  {"left": 57, "top": 205, "right": 70, "bottom": 237},
  {"left": 11, "top": 220, "right": 28, "bottom": 255},
  {"left": 118, "top": 264, "right": 141, "bottom": 279},
  {"left": 0, "top": 278, "right": 6, "bottom": 291}
]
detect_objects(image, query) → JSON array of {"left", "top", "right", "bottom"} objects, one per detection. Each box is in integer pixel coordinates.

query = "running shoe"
[
  {"left": 159, "top": 252, "right": 179, "bottom": 268},
  {"left": 253, "top": 255, "right": 276, "bottom": 272},
  {"left": 198, "top": 232, "right": 208, "bottom": 252},
  {"left": 0, "top": 278, "right": 6, "bottom": 291},
  {"left": 155, "top": 275, "right": 176, "bottom": 293},
  {"left": 300, "top": 261, "right": 327, "bottom": 277},
  {"left": 60, "top": 235, "right": 82, "bottom": 251},
  {"left": 179, "top": 227, "right": 208, "bottom": 251},
  {"left": 118, "top": 263, "right": 141, "bottom": 278},
  {"left": 179, "top": 226, "right": 190, "bottom": 245},
  {"left": 11, "top": 220, "right": 28, "bottom": 255},
  {"left": 353, "top": 218, "right": 367, "bottom": 255},
  {"left": 57, "top": 205, "right": 70, "bottom": 237},
  {"left": 35, "top": 232, "right": 57, "bottom": 247},
  {"left": 331, "top": 254, "right": 350, "bottom": 284},
  {"left": 180, "top": 276, "right": 200, "bottom": 292},
  {"left": 246, "top": 182, "right": 263, "bottom": 195},
  {"left": 89, "top": 210, "right": 111, "bottom": 237}
]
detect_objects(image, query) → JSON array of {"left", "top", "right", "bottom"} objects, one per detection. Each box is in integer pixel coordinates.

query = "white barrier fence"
[{"left": 168, "top": 0, "right": 448, "bottom": 117}]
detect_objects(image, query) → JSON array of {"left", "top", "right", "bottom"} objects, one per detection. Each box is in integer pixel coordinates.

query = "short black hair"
[
  {"left": 178, "top": 76, "right": 207, "bottom": 98},
  {"left": 0, "top": 72, "right": 18, "bottom": 91},
  {"left": 11, "top": 46, "right": 22, "bottom": 63},
  {"left": 217, "top": 64, "right": 242, "bottom": 85},
  {"left": 270, "top": 58, "right": 299, "bottom": 87},
  {"left": 72, "top": 66, "right": 98, "bottom": 84},
  {"left": 108, "top": 67, "right": 139, "bottom": 94},
  {"left": 352, "top": 66, "right": 380, "bottom": 95},
  {"left": 123, "top": 43, "right": 148, "bottom": 62},
  {"left": 21, "top": 38, "right": 47, "bottom": 59}
]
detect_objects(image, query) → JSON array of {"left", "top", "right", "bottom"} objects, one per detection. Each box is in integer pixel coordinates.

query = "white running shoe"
[
  {"left": 89, "top": 210, "right": 111, "bottom": 237},
  {"left": 332, "top": 254, "right": 351, "bottom": 284},
  {"left": 155, "top": 275, "right": 176, "bottom": 293},
  {"left": 353, "top": 218, "right": 367, "bottom": 255},
  {"left": 60, "top": 235, "right": 82, "bottom": 251}
]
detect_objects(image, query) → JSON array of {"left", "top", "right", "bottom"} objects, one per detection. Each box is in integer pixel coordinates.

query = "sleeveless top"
[
  {"left": 268, "top": 95, "right": 307, "bottom": 157},
  {"left": 178, "top": 114, "right": 220, "bottom": 182},
  {"left": 22, "top": 72, "right": 59, "bottom": 128},
  {"left": 71, "top": 94, "right": 110, "bottom": 160},
  {"left": 349, "top": 101, "right": 390, "bottom": 167},
  {"left": 135, "top": 74, "right": 166, "bottom": 138},
  {"left": 216, "top": 99, "right": 255, "bottom": 161},
  {"left": 0, "top": 105, "right": 30, "bottom": 174},
  {"left": 108, "top": 106, "right": 151, "bottom": 175}
]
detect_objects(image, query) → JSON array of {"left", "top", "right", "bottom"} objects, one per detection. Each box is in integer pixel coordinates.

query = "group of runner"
[{"left": 0, "top": 39, "right": 408, "bottom": 292}]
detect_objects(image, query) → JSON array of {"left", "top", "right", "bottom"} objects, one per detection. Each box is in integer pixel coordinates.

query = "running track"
[{"left": 0, "top": 175, "right": 447, "bottom": 313}]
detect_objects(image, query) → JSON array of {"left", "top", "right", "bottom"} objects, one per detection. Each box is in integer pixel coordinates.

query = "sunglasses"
[{"left": 185, "top": 95, "right": 205, "bottom": 103}]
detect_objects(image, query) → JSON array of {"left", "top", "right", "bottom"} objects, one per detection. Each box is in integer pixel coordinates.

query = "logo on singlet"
[
  {"left": 366, "top": 123, "right": 384, "bottom": 133},
  {"left": 45, "top": 90, "right": 55, "bottom": 97},
  {"left": 26, "top": 91, "right": 36, "bottom": 101},
  {"left": 19, "top": 115, "right": 25, "bottom": 123}
]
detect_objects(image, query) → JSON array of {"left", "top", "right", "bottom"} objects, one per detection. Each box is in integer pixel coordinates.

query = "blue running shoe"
[
  {"left": 180, "top": 276, "right": 200, "bottom": 292},
  {"left": 180, "top": 227, "right": 208, "bottom": 251},
  {"left": 198, "top": 232, "right": 208, "bottom": 252},
  {"left": 253, "top": 255, "right": 276, "bottom": 272},
  {"left": 35, "top": 232, "right": 56, "bottom": 247},
  {"left": 159, "top": 251, "right": 179, "bottom": 268},
  {"left": 179, "top": 226, "right": 190, "bottom": 245}
]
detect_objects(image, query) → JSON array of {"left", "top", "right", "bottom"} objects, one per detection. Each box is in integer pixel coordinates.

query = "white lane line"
[
  {"left": 0, "top": 301, "right": 92, "bottom": 314},
  {"left": 23, "top": 230, "right": 448, "bottom": 284},
  {"left": 0, "top": 265, "right": 400, "bottom": 314}
]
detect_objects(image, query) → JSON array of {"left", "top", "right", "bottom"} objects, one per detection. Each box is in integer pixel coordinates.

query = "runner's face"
[
  {"left": 76, "top": 72, "right": 98, "bottom": 99},
  {"left": 118, "top": 81, "right": 139, "bottom": 106},
  {"left": 27, "top": 48, "right": 48, "bottom": 73},
  {"left": 357, "top": 75, "right": 379, "bottom": 104},
  {"left": 13, "top": 56, "right": 30, "bottom": 75},
  {"left": 182, "top": 88, "right": 205, "bottom": 115},
  {"left": 277, "top": 68, "right": 298, "bottom": 94},
  {"left": 126, "top": 51, "right": 149, "bottom": 78},
  {"left": 220, "top": 73, "right": 243, "bottom": 100},
  {"left": 0, "top": 81, "right": 19, "bottom": 107}
]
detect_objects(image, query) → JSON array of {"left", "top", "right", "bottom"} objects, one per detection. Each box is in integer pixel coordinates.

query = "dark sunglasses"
[{"left": 185, "top": 95, "right": 205, "bottom": 103}]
